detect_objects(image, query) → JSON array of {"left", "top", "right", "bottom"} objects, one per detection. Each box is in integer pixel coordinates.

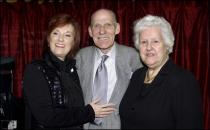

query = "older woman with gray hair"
[{"left": 119, "top": 15, "right": 203, "bottom": 129}]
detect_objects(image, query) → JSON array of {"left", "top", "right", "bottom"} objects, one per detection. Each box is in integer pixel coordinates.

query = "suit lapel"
[
  {"left": 81, "top": 47, "right": 96, "bottom": 104},
  {"left": 109, "top": 44, "right": 131, "bottom": 105}
]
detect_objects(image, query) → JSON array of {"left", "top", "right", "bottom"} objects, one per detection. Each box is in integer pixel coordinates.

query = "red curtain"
[{"left": 0, "top": 0, "right": 209, "bottom": 129}]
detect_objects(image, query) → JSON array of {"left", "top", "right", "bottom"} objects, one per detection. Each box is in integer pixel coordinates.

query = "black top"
[
  {"left": 119, "top": 58, "right": 203, "bottom": 129},
  {"left": 23, "top": 50, "right": 95, "bottom": 129}
]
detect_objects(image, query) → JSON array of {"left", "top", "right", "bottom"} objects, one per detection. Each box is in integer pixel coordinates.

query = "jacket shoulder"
[
  {"left": 117, "top": 44, "right": 138, "bottom": 52},
  {"left": 170, "top": 63, "right": 197, "bottom": 81},
  {"left": 77, "top": 46, "right": 94, "bottom": 55},
  {"left": 116, "top": 44, "right": 139, "bottom": 58},
  {"left": 24, "top": 60, "right": 44, "bottom": 72}
]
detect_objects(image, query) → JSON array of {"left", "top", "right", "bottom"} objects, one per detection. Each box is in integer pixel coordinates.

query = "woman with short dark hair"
[{"left": 23, "top": 14, "right": 115, "bottom": 129}]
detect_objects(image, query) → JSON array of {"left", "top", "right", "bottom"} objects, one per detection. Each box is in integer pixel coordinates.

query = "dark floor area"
[{"left": 0, "top": 95, "right": 25, "bottom": 130}]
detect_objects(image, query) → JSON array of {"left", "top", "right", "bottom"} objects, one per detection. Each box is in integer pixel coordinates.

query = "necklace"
[
  {"left": 144, "top": 57, "right": 169, "bottom": 83},
  {"left": 144, "top": 71, "right": 156, "bottom": 83}
]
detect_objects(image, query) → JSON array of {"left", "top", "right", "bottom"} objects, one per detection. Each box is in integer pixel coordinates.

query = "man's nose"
[{"left": 99, "top": 25, "right": 106, "bottom": 34}]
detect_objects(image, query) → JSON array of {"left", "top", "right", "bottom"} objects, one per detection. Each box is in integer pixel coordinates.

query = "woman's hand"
[{"left": 90, "top": 99, "right": 116, "bottom": 118}]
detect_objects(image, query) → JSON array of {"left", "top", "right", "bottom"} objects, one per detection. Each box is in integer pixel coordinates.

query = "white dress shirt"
[{"left": 93, "top": 44, "right": 117, "bottom": 102}]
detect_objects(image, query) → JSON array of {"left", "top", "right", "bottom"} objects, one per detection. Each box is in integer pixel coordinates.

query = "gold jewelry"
[{"left": 144, "top": 71, "right": 156, "bottom": 83}]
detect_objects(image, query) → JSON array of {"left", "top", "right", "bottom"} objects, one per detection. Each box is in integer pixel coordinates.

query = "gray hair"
[{"left": 133, "top": 15, "right": 175, "bottom": 53}]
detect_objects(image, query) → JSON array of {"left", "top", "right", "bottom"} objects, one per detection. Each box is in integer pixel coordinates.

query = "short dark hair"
[{"left": 46, "top": 14, "right": 80, "bottom": 59}]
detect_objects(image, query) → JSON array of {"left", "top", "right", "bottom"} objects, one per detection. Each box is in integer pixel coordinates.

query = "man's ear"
[
  {"left": 88, "top": 26, "right": 93, "bottom": 37},
  {"left": 115, "top": 23, "right": 120, "bottom": 35}
]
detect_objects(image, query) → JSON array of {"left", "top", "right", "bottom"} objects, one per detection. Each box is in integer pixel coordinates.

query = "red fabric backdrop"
[{"left": 0, "top": 0, "right": 209, "bottom": 129}]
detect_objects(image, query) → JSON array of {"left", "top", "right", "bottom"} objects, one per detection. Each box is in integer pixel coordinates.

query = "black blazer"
[
  {"left": 23, "top": 51, "right": 95, "bottom": 129},
  {"left": 119, "top": 58, "right": 203, "bottom": 129}
]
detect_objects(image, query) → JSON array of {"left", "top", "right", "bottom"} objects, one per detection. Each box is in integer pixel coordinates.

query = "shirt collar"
[{"left": 95, "top": 43, "right": 116, "bottom": 60}]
